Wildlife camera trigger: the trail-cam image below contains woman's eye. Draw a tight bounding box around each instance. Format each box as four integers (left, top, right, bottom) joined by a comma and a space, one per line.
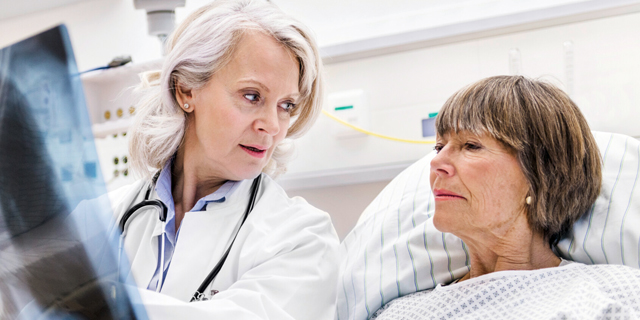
464, 142, 481, 150
279, 102, 295, 112
434, 144, 444, 153
244, 93, 259, 103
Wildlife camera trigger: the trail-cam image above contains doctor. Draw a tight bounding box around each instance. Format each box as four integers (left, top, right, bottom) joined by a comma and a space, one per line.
109, 0, 339, 318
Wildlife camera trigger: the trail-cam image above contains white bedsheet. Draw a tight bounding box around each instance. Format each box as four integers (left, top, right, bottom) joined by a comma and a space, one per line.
371, 263, 640, 320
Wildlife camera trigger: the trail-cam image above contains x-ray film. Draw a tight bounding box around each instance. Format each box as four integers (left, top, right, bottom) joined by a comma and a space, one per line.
0, 25, 146, 319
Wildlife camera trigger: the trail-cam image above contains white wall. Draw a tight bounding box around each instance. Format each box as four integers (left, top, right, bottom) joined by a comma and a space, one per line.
288, 11, 640, 178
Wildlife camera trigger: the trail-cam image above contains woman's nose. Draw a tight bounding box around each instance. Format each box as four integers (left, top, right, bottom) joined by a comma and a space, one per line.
430, 148, 455, 177
255, 105, 281, 136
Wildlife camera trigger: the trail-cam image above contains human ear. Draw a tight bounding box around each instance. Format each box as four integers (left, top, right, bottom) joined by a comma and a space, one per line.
174, 80, 194, 112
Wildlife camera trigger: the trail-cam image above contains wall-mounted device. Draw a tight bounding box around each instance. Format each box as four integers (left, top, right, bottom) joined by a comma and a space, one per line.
134, 0, 185, 45
326, 90, 368, 139
421, 112, 438, 138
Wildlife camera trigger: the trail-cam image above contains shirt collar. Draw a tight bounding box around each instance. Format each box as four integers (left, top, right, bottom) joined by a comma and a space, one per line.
154, 158, 240, 242
190, 180, 239, 211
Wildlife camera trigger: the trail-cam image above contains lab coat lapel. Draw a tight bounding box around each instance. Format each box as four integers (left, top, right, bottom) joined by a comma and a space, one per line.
160, 179, 251, 301
122, 186, 164, 288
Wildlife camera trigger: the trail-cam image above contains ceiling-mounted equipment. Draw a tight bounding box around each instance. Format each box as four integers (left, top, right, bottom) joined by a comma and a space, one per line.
134, 0, 185, 45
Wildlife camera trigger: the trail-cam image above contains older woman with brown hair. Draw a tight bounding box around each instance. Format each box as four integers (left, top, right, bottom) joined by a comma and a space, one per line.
370, 75, 640, 319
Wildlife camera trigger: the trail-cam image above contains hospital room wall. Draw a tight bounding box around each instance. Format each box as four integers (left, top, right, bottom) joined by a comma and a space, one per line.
287, 12, 640, 239
291, 12, 640, 176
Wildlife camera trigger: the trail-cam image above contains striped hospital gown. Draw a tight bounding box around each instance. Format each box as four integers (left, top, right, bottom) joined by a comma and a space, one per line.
370, 263, 640, 320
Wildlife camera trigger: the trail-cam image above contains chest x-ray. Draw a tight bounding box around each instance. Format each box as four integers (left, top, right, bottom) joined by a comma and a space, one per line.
0, 26, 146, 319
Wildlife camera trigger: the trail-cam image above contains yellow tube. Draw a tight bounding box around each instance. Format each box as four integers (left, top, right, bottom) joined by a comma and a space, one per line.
321, 109, 436, 144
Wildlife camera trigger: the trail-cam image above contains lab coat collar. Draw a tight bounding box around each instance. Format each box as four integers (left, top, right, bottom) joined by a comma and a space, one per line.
157, 177, 258, 299
149, 177, 255, 238
203, 178, 253, 213
155, 159, 240, 244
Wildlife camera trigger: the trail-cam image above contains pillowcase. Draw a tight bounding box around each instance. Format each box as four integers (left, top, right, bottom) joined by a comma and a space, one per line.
336, 131, 640, 320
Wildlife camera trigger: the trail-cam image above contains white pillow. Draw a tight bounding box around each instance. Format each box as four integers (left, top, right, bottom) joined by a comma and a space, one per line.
336, 131, 640, 320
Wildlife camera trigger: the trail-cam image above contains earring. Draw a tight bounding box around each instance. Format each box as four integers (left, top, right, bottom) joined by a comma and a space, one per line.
525, 196, 532, 205
184, 103, 190, 109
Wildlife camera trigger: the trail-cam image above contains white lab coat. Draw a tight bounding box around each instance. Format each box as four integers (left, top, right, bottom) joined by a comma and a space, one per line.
108, 174, 340, 319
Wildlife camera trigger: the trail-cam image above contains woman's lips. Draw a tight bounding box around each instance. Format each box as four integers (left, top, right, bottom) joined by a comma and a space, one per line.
433, 188, 466, 201
240, 144, 267, 158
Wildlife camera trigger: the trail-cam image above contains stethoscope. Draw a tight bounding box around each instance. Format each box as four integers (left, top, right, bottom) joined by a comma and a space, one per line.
117, 172, 263, 302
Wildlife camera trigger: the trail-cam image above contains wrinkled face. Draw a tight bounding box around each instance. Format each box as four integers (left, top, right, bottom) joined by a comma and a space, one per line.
429, 131, 529, 239
186, 31, 300, 180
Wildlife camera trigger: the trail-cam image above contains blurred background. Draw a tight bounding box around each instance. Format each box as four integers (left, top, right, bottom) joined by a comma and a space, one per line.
1, 0, 639, 239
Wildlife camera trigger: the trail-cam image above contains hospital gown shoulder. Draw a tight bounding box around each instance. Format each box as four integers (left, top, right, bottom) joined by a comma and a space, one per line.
371, 263, 640, 320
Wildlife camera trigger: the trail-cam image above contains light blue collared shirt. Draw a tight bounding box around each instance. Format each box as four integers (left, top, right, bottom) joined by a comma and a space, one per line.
147, 159, 239, 291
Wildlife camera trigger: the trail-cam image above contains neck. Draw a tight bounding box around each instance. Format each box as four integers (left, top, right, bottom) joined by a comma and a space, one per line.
171, 145, 227, 230
459, 217, 561, 280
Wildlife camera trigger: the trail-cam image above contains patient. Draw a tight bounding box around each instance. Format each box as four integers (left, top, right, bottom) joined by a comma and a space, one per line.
371, 75, 640, 319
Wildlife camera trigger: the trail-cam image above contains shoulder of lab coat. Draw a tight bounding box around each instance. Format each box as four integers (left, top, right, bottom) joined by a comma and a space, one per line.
68, 179, 147, 242
215, 175, 341, 319
108, 179, 148, 219
126, 175, 341, 320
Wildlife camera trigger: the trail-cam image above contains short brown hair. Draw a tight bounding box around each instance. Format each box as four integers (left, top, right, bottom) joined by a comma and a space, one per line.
436, 75, 602, 247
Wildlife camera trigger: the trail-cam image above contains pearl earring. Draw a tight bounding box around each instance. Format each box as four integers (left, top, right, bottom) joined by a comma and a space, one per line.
184, 103, 190, 109
525, 196, 532, 205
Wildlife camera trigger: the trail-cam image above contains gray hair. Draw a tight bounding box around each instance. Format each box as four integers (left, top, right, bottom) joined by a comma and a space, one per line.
129, 0, 323, 178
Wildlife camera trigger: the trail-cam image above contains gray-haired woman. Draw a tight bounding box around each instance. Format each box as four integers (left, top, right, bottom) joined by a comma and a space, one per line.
110, 0, 339, 318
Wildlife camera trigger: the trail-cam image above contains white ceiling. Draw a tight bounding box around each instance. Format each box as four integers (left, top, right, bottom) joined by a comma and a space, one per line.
0, 0, 94, 21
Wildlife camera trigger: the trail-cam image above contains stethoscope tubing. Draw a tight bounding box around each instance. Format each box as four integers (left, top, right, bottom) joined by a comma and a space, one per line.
118, 172, 262, 301
190, 173, 262, 302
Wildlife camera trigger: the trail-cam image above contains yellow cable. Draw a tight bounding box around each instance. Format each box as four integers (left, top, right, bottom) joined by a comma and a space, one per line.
321, 109, 436, 144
